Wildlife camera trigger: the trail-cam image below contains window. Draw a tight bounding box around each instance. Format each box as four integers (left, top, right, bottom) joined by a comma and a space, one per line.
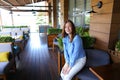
69, 0, 91, 27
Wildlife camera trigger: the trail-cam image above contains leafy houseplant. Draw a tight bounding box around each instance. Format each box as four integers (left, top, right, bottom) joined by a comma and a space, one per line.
0, 36, 14, 43
115, 40, 120, 52
82, 36, 95, 49
47, 28, 62, 47
47, 28, 62, 35
57, 27, 95, 51
109, 40, 120, 63
57, 37, 63, 51
76, 27, 89, 37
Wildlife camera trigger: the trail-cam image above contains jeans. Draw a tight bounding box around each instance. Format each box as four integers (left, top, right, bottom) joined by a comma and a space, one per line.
60, 57, 86, 80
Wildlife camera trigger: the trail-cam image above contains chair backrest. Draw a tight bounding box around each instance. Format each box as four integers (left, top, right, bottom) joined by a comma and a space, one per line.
0, 32, 11, 36
0, 43, 12, 53
85, 49, 110, 67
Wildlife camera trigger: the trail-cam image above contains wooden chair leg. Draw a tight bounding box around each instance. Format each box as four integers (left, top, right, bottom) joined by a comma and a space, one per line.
52, 43, 55, 52
73, 75, 80, 80
3, 75, 6, 80
74, 77, 79, 80
0, 75, 6, 80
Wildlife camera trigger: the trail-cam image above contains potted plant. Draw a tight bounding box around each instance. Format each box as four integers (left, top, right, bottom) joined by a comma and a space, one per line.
81, 36, 95, 49
109, 40, 120, 63
57, 37, 63, 51
0, 36, 14, 43
47, 28, 62, 35
47, 28, 62, 47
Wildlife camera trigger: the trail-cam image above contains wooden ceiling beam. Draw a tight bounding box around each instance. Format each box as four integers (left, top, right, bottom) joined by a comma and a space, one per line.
0, 5, 52, 7
23, 0, 31, 4
37, 0, 46, 2
0, 0, 14, 10
7, 0, 20, 6
0, 0, 48, 10
34, 0, 37, 3
0, 0, 12, 6
0, 6, 11, 10
12, 9, 50, 12
0, 1, 8, 6
15, 0, 26, 6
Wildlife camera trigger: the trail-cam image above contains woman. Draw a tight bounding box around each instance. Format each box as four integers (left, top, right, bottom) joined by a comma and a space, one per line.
60, 20, 86, 80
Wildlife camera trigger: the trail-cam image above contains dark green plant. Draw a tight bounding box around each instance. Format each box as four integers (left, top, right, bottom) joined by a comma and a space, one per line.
0, 36, 14, 43
115, 40, 120, 52
47, 28, 62, 35
76, 27, 89, 37
82, 36, 95, 49
57, 27, 95, 50
57, 37, 63, 51
57, 36, 95, 50
3, 26, 28, 28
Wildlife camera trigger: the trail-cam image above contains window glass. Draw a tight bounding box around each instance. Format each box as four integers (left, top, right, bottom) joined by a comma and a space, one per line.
68, 0, 74, 21
69, 0, 91, 27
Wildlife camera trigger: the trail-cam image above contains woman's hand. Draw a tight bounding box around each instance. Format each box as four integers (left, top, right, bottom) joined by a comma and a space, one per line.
62, 63, 71, 75
65, 66, 71, 74
62, 63, 69, 74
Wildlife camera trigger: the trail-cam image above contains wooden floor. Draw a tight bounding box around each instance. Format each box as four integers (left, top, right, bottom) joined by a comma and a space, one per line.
9, 33, 58, 80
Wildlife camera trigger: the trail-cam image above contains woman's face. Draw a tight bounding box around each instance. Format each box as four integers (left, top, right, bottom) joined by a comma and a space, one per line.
65, 22, 72, 34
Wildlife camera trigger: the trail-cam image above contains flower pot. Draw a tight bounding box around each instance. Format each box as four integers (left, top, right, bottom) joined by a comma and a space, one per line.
108, 49, 120, 63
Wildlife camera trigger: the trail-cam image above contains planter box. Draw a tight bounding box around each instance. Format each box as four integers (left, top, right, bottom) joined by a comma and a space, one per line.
108, 49, 120, 63
47, 34, 58, 47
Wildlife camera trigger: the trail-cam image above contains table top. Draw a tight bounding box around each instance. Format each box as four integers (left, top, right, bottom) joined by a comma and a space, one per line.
89, 63, 120, 80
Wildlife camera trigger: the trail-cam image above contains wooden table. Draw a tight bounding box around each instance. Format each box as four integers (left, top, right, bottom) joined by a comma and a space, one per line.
89, 63, 120, 80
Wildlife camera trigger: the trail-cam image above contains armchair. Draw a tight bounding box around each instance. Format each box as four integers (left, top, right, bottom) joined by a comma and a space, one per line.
0, 43, 14, 80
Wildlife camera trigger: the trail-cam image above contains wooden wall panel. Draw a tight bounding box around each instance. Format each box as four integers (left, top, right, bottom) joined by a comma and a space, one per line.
90, 23, 111, 34
94, 40, 109, 51
90, 14, 112, 23
90, 31, 109, 44
90, 0, 115, 51
94, 2, 113, 14
91, 0, 113, 6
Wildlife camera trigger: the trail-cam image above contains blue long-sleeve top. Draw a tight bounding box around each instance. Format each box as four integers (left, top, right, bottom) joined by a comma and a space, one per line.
63, 34, 86, 67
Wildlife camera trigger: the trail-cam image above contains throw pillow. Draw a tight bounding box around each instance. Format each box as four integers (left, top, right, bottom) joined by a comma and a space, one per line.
0, 52, 10, 62
19, 36, 23, 40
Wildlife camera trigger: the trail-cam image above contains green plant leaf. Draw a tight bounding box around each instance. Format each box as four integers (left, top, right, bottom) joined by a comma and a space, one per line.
115, 40, 120, 52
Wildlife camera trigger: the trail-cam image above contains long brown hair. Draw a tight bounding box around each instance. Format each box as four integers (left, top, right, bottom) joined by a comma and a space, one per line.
62, 20, 76, 42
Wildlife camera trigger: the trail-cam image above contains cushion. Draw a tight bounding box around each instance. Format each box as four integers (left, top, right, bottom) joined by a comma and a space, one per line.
19, 36, 23, 39
0, 61, 9, 74
85, 49, 110, 67
77, 67, 99, 80
0, 52, 10, 62
0, 43, 12, 52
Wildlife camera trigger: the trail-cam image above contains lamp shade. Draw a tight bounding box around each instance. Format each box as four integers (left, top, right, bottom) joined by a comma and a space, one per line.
87, 6, 96, 13
88, 1, 103, 14
88, 10, 96, 13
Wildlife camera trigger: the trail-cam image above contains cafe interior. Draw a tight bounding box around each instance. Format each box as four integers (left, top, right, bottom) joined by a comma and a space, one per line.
0, 0, 120, 80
